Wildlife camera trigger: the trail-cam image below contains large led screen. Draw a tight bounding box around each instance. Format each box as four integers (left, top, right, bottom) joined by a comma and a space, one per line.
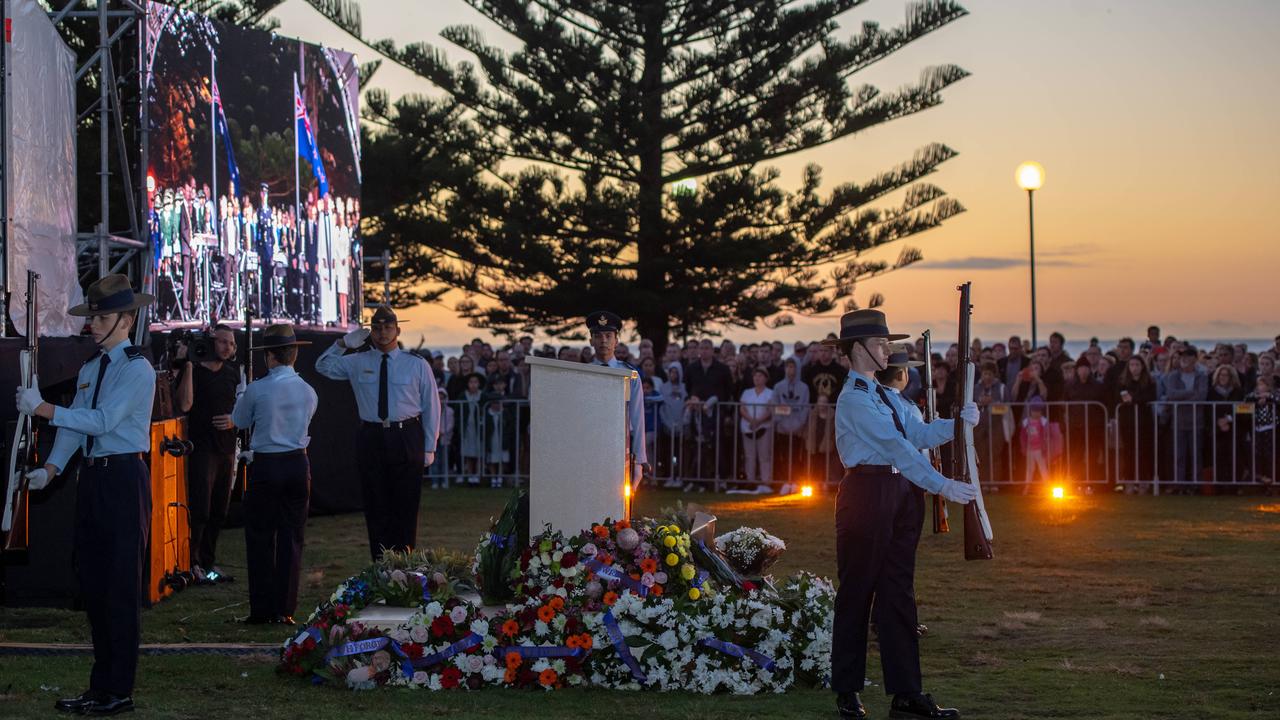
144, 1, 361, 330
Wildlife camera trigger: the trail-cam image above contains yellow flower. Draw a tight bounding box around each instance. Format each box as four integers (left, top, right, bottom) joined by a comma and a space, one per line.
665, 553, 679, 567
663, 535, 677, 548
688, 587, 701, 600
680, 564, 696, 581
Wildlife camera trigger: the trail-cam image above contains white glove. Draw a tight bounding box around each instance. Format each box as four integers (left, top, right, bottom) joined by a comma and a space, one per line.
238, 450, 255, 464
16, 384, 44, 416
25, 468, 51, 491
960, 401, 980, 427
939, 479, 978, 504
235, 376, 247, 400
342, 327, 371, 349
424, 451, 436, 467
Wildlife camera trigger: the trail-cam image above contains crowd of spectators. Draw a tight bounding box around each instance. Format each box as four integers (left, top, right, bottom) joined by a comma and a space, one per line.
414, 327, 1279, 495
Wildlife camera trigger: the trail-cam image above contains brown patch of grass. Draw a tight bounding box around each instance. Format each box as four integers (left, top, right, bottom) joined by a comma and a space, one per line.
1117, 596, 1149, 608
1083, 617, 1109, 630
969, 652, 1003, 667
1139, 615, 1171, 629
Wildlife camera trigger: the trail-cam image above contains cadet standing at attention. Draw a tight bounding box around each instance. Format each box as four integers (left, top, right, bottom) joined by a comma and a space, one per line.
231, 323, 318, 626
315, 306, 440, 561
826, 310, 980, 720
16, 274, 155, 717
585, 310, 648, 486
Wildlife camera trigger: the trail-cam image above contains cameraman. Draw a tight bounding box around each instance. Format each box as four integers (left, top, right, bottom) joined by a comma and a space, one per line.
174, 324, 240, 585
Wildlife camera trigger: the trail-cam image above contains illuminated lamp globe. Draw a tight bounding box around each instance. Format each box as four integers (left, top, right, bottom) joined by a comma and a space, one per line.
1016, 161, 1045, 191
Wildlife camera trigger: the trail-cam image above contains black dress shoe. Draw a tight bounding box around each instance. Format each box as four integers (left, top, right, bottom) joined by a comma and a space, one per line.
80, 694, 134, 716
837, 692, 868, 719
54, 690, 101, 713
889, 692, 959, 719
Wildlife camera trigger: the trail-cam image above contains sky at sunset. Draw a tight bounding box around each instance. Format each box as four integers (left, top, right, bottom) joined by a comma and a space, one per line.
269, 0, 1280, 351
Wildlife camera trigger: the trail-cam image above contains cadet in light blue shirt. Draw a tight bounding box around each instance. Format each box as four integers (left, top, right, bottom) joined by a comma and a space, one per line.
14, 274, 156, 713
230, 323, 317, 625
314, 305, 439, 561
586, 310, 648, 484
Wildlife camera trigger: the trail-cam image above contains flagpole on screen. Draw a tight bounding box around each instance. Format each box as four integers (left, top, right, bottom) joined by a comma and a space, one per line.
211, 49, 218, 237
293, 72, 301, 265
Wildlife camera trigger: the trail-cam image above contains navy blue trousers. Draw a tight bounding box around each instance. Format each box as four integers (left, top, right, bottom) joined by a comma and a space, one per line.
244, 451, 310, 619
831, 469, 925, 696
357, 421, 424, 561
75, 455, 150, 697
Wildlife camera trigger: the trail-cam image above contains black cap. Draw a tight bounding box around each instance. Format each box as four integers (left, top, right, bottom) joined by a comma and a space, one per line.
586, 310, 622, 335
371, 306, 398, 325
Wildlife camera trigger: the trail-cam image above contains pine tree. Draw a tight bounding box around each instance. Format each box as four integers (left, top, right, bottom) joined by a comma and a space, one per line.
316, 0, 970, 352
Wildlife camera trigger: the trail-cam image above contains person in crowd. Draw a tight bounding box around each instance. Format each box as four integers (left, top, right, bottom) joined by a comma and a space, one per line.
231, 324, 317, 627
16, 275, 156, 716
656, 362, 688, 487
1064, 356, 1108, 488
806, 393, 839, 485
1163, 347, 1208, 489
1245, 375, 1277, 488
803, 342, 849, 409
733, 367, 775, 495
826, 309, 978, 720
482, 374, 514, 487
447, 355, 478, 399
639, 356, 662, 391
315, 306, 441, 561
1146, 325, 1162, 347
732, 353, 754, 398
586, 311, 647, 487
614, 342, 632, 364
457, 372, 485, 486
1208, 365, 1245, 487
685, 338, 734, 486
772, 357, 811, 494
1011, 362, 1049, 408
973, 361, 1009, 485
1108, 337, 1137, 387
1019, 396, 1053, 493
641, 376, 662, 483
429, 388, 455, 490
766, 342, 786, 385
1257, 353, 1278, 389
1115, 355, 1158, 487
173, 324, 240, 585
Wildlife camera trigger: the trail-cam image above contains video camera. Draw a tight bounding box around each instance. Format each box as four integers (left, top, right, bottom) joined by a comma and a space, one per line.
168, 329, 215, 363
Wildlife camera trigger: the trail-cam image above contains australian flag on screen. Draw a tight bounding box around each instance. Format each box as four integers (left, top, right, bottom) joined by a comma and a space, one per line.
294, 83, 330, 198
211, 76, 241, 199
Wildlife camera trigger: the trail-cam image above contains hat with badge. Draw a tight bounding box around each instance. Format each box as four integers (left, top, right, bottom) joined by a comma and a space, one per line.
821, 309, 910, 347
68, 273, 155, 317
586, 310, 622, 335
886, 343, 924, 368
371, 305, 399, 325
255, 323, 311, 350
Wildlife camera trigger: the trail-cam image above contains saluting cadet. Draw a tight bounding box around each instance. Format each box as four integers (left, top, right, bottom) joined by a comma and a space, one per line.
231, 324, 318, 625
15, 274, 155, 717
827, 310, 980, 720
585, 311, 648, 485
315, 305, 440, 561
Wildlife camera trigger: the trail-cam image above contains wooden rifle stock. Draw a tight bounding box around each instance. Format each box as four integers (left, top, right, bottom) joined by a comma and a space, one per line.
4, 271, 41, 554
953, 282, 993, 560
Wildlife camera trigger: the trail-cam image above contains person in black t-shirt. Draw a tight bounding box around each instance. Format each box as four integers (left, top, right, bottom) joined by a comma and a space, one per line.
802, 343, 849, 406
175, 324, 241, 584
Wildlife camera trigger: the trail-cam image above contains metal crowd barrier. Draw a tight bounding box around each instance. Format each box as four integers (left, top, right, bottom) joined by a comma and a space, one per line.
420, 396, 1277, 495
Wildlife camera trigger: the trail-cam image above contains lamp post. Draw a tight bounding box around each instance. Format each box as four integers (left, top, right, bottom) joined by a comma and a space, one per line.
1015, 161, 1045, 349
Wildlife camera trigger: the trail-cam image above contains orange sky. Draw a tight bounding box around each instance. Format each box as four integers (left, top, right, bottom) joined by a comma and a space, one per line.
271, 0, 1280, 350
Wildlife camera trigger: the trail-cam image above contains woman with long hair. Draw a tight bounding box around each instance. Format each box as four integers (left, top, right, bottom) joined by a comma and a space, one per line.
1208, 365, 1245, 486
1115, 356, 1157, 485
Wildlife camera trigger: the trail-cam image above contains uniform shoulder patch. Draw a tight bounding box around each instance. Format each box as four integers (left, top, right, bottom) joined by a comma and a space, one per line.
852, 377, 868, 392
123, 346, 146, 361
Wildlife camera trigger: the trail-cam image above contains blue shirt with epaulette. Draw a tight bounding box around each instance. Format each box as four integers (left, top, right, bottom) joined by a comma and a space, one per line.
591, 356, 647, 466
314, 343, 441, 452
47, 340, 156, 473
834, 373, 953, 493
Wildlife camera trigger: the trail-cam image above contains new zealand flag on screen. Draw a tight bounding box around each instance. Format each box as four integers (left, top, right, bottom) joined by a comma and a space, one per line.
211, 76, 241, 199
294, 82, 330, 198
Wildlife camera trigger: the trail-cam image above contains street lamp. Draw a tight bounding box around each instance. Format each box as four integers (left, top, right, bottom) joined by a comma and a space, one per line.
1015, 161, 1045, 350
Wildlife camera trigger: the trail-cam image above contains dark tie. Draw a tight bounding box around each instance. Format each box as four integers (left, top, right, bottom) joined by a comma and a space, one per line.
378, 353, 389, 421
874, 384, 910, 440
85, 353, 111, 456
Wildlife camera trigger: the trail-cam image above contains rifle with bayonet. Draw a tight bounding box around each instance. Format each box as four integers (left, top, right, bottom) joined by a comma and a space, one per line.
922, 330, 950, 534
4, 271, 41, 553
953, 282, 994, 560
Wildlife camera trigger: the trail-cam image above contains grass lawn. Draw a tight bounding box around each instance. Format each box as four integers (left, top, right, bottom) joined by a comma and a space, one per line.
2, 488, 1279, 719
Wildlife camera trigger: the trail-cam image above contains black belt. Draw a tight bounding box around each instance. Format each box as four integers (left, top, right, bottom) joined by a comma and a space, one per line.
84, 452, 143, 468
362, 415, 421, 430
255, 449, 306, 458
846, 464, 900, 476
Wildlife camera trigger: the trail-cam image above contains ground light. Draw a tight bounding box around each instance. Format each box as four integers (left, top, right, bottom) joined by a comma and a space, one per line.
800, 485, 814, 498
1052, 486, 1065, 499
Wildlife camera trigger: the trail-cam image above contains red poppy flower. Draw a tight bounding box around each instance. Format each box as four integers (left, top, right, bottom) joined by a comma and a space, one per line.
538, 668, 558, 687
537, 605, 556, 623
441, 666, 462, 689
502, 619, 520, 637
561, 551, 578, 568
640, 557, 659, 574
430, 615, 455, 638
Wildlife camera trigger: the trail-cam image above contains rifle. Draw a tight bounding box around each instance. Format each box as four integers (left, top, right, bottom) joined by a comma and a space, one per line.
922, 330, 950, 534
953, 282, 994, 560
231, 262, 255, 490
3, 271, 41, 553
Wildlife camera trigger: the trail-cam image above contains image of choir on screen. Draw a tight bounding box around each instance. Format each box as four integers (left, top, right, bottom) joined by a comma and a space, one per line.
149, 179, 361, 329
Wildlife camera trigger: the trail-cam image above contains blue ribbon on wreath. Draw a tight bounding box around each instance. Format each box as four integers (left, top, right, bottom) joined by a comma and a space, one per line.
585, 557, 648, 597
698, 637, 777, 672
602, 608, 648, 684
325, 636, 416, 678
494, 645, 586, 660
414, 631, 483, 669
407, 572, 432, 604
489, 532, 515, 549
